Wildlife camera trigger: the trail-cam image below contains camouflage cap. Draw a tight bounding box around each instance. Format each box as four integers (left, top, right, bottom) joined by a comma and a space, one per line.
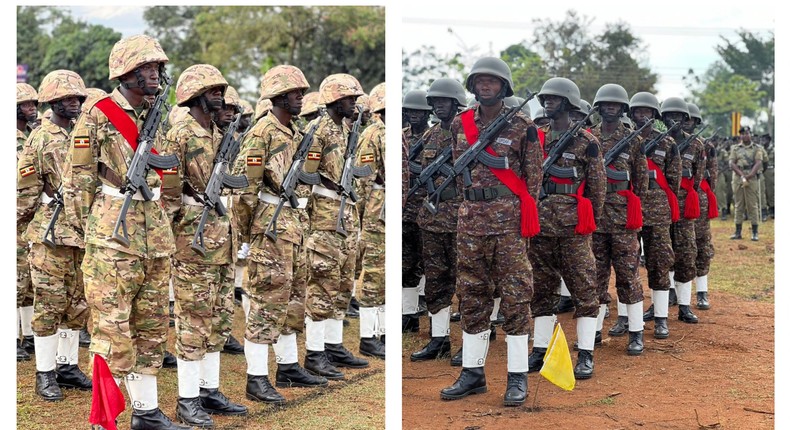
224, 85, 241, 108
300, 91, 321, 117
318, 73, 364, 105
17, 83, 38, 104
239, 99, 254, 117
108, 34, 169, 80
38, 69, 88, 104
369, 83, 385, 113
176, 64, 228, 106
255, 98, 273, 120
260, 65, 310, 100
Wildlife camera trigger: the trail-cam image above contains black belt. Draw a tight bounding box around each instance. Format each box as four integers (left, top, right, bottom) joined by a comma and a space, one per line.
606, 181, 630, 192
543, 181, 579, 195
681, 168, 693, 178
648, 179, 662, 190
438, 187, 458, 202
463, 185, 512, 201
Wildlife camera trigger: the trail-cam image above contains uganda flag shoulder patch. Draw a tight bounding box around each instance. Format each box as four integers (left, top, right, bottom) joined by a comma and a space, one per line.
73, 136, 90, 148
307, 151, 321, 161
247, 156, 263, 166
19, 165, 36, 178
163, 167, 178, 175
360, 154, 374, 163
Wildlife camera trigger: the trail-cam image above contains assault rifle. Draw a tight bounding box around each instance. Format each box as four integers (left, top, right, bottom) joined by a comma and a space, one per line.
602, 118, 654, 181
336, 105, 373, 237
540, 106, 599, 199
677, 123, 709, 154
643, 120, 681, 156
406, 145, 454, 199
407, 136, 425, 175
264, 117, 322, 242
424, 90, 536, 214
191, 113, 249, 256
41, 184, 64, 249
111, 72, 179, 248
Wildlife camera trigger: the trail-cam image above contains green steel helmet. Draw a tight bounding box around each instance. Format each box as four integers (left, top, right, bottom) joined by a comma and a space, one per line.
660, 96, 690, 119
687, 102, 702, 123
426, 78, 467, 107
629, 92, 660, 117
402, 89, 431, 111
575, 99, 592, 115
504, 96, 531, 117
532, 106, 547, 122
593, 83, 629, 110
537, 77, 581, 111
464, 57, 514, 97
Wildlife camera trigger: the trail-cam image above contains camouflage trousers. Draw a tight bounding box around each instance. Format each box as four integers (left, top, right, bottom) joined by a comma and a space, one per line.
456, 232, 532, 336
671, 219, 698, 284
639, 225, 674, 291
592, 232, 644, 305
245, 234, 307, 344
359, 230, 385, 307
529, 235, 599, 319
695, 194, 714, 277
17, 236, 33, 307
764, 168, 774, 209
421, 230, 457, 315
715, 170, 733, 211
82, 245, 169, 377
402, 221, 423, 289
28, 243, 88, 336
304, 230, 357, 321
172, 260, 234, 361
732, 177, 761, 225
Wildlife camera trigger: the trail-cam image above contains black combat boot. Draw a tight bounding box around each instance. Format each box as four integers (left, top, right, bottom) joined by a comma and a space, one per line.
678, 305, 699, 323
162, 350, 178, 369
730, 223, 742, 240
17, 339, 30, 361
21, 335, 35, 354
696, 292, 710, 310
489, 325, 497, 341
643, 304, 655, 322
450, 312, 461, 322
410, 336, 451, 361
653, 317, 669, 339
35, 370, 63, 401
245, 374, 285, 405
556, 296, 575, 314
450, 347, 463, 367
175, 396, 214, 428
56, 364, 92, 390
527, 347, 546, 373
131, 408, 192, 430
199, 387, 248, 415
439, 367, 487, 400
751, 224, 759, 241
276, 362, 329, 388
668, 288, 678, 306
303, 350, 344, 380
608, 316, 628, 336
222, 335, 244, 355
347, 297, 360, 319
720, 207, 728, 221
627, 331, 644, 356
79, 328, 91, 347
402, 314, 420, 333
503, 372, 527, 406
359, 337, 386, 359
573, 350, 594, 380
325, 343, 369, 368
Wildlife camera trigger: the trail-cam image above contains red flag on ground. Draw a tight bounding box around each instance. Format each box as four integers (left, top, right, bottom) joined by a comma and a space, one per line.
89, 354, 125, 430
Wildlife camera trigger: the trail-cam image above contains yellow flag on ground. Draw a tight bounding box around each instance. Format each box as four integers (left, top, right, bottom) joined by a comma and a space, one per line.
539, 323, 575, 391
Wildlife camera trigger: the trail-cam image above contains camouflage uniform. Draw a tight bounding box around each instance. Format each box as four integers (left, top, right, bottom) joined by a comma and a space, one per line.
695, 140, 717, 277
715, 143, 731, 214
403, 125, 425, 289
17, 84, 37, 338
729, 142, 763, 226
764, 143, 774, 214
671, 132, 705, 283
757, 144, 769, 215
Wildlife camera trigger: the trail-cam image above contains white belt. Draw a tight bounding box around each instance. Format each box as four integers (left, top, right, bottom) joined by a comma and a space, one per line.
181, 194, 229, 207
40, 192, 53, 204
258, 191, 308, 209
101, 183, 160, 201
312, 184, 355, 205
371, 183, 385, 190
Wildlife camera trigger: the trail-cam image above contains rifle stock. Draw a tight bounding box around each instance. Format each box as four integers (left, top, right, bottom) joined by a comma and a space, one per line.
539, 106, 599, 199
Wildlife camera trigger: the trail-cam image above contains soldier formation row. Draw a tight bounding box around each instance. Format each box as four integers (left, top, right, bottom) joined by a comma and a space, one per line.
17, 34, 385, 429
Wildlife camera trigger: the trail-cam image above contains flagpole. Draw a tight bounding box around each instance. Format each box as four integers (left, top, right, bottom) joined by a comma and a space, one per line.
532, 371, 541, 410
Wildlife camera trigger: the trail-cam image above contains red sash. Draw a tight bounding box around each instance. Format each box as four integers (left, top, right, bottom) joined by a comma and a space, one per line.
460, 110, 539, 237
95, 97, 165, 181
699, 178, 719, 219
646, 159, 680, 222
606, 166, 643, 230
679, 177, 701, 219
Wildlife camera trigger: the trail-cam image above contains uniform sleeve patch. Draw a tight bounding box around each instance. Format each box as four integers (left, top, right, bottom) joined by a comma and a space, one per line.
307, 151, 321, 161
247, 156, 263, 166
163, 167, 178, 175
73, 136, 90, 148
360, 154, 375, 163
19, 165, 36, 177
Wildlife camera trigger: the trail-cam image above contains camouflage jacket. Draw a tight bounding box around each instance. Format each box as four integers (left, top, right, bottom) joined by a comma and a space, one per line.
416, 123, 460, 233
355, 118, 385, 234
17, 127, 32, 240
538, 123, 606, 237
402, 134, 409, 208
704, 140, 718, 185
729, 143, 763, 175
717, 146, 730, 175
672, 130, 705, 213
450, 104, 542, 236
231, 113, 309, 245
590, 122, 648, 233
403, 125, 427, 223
60, 88, 175, 259
303, 114, 358, 233
162, 113, 235, 265
641, 128, 680, 226
757, 144, 769, 174
17, 118, 84, 247
17, 128, 29, 159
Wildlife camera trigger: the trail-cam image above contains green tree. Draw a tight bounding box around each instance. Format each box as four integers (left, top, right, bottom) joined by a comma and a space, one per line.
402, 46, 466, 94
688, 62, 765, 136
500, 43, 549, 97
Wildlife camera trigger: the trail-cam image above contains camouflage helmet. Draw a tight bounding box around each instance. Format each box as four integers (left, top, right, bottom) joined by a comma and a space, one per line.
176, 64, 228, 106
629, 92, 660, 117
108, 34, 169, 80
687, 102, 702, 123
402, 90, 431, 111
465, 57, 514, 97
318, 73, 364, 105
532, 106, 547, 122
369, 83, 385, 113
504, 96, 531, 118
426, 78, 467, 107
224, 85, 241, 108
356, 94, 371, 113
239, 99, 254, 117
38, 69, 88, 104
255, 98, 273, 120
575, 98, 592, 115
593, 83, 629, 111
659, 96, 690, 119
259, 65, 310, 100
538, 77, 582, 111
300, 92, 321, 117
17, 83, 38, 104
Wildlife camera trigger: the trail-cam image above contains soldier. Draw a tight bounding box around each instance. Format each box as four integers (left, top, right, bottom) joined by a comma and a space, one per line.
715, 136, 732, 220
661, 97, 704, 324
762, 134, 774, 218
528, 77, 605, 380
299, 91, 323, 125
238, 99, 255, 136
757, 138, 769, 221
630, 92, 680, 339
402, 89, 432, 332
301, 73, 369, 379
532, 106, 550, 127
729, 126, 763, 241
588, 84, 648, 355
439, 57, 542, 407
355, 82, 387, 359
410, 78, 466, 363
59, 34, 188, 429
17, 70, 93, 400
255, 98, 273, 122
17, 82, 38, 362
